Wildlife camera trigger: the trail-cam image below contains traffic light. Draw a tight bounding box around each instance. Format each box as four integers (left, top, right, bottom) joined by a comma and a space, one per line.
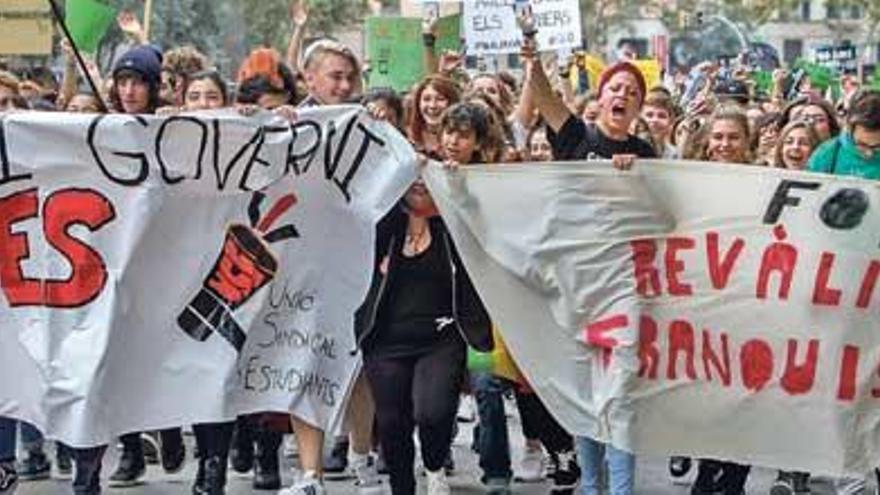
696, 11, 704, 25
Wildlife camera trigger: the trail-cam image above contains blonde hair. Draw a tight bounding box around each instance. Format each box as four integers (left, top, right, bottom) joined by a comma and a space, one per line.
302, 39, 361, 75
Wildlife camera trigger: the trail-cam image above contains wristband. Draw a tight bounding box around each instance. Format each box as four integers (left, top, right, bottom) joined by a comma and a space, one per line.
423, 33, 436, 48
522, 28, 538, 39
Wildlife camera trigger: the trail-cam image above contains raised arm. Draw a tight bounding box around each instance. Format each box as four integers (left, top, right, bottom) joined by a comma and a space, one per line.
57, 39, 77, 109
521, 37, 572, 132
285, 0, 309, 73
422, 13, 439, 75
117, 11, 148, 45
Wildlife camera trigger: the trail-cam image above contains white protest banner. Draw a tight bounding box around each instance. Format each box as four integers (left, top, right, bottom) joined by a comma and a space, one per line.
0, 107, 417, 447
463, 0, 582, 55
424, 161, 880, 476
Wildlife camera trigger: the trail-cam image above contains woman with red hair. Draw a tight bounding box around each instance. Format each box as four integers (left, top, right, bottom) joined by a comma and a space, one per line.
406, 76, 461, 156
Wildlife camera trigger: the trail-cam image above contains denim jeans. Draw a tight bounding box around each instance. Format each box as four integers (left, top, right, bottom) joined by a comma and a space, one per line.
575, 436, 635, 495
472, 372, 512, 483
0, 417, 44, 462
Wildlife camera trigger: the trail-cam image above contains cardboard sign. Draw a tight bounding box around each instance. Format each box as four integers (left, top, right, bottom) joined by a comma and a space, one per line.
463, 0, 582, 55
365, 15, 460, 92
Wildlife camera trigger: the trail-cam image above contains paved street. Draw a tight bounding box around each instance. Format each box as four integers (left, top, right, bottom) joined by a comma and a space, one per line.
15, 403, 856, 494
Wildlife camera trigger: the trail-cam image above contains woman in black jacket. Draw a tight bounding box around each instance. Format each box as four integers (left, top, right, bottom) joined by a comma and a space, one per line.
356, 102, 494, 495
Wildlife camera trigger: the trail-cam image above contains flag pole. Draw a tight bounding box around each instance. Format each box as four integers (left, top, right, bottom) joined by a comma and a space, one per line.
46, 0, 110, 113
143, 0, 153, 40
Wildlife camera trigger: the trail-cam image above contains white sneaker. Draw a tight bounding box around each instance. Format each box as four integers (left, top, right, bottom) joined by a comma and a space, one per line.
351, 454, 384, 495
515, 444, 545, 482
456, 395, 476, 423
426, 468, 450, 495
277, 477, 325, 495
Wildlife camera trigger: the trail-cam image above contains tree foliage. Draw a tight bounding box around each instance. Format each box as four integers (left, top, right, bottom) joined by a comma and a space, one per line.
92, 0, 370, 74
578, 0, 643, 51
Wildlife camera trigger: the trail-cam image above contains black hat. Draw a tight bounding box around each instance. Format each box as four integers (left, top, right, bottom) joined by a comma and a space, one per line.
113, 45, 163, 87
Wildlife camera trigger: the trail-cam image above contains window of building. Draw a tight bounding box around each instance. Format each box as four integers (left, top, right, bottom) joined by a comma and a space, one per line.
827, 4, 840, 19
850, 5, 862, 19
800, 0, 811, 21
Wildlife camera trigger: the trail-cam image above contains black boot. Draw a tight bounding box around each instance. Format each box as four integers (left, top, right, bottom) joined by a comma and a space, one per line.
229, 418, 254, 474
109, 435, 145, 487
193, 455, 227, 495
252, 427, 281, 490
159, 428, 186, 474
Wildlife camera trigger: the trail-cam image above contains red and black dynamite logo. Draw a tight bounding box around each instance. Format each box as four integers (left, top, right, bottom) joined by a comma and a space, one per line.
178, 191, 299, 352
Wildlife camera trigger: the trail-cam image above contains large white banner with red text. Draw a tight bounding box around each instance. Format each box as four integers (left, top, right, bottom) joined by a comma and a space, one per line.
0, 107, 417, 446
425, 161, 880, 476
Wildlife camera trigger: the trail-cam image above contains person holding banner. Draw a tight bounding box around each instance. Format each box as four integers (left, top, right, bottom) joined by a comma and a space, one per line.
357, 101, 494, 495
520, 20, 656, 494
805, 86, 880, 495
108, 45, 164, 115
60, 44, 187, 494
98, 44, 189, 489
160, 46, 210, 107
679, 106, 755, 495
163, 68, 239, 495
274, 38, 371, 495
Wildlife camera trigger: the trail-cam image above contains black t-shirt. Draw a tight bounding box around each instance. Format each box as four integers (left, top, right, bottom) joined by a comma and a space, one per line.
547, 116, 656, 160
369, 228, 458, 358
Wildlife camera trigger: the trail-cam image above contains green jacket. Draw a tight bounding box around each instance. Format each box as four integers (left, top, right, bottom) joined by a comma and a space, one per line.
807, 133, 880, 180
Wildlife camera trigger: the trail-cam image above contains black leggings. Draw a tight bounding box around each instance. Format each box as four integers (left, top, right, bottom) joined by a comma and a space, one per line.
365, 342, 466, 495
514, 391, 574, 453
194, 421, 234, 459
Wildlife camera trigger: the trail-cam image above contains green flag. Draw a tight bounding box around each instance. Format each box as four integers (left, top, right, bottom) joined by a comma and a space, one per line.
365, 15, 461, 92
65, 0, 116, 54
750, 70, 773, 95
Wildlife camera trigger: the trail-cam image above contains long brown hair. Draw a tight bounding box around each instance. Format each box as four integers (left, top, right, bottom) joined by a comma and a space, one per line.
406, 75, 461, 150
773, 120, 819, 169
693, 106, 752, 163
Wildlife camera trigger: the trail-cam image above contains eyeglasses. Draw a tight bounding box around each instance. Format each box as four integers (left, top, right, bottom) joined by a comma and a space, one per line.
801, 114, 828, 124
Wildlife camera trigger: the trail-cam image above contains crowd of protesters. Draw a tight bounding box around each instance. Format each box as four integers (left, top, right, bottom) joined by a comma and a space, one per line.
1, 3, 880, 495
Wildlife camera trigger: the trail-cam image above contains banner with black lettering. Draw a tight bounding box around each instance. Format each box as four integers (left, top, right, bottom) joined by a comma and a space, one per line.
0, 107, 417, 446
424, 161, 880, 476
